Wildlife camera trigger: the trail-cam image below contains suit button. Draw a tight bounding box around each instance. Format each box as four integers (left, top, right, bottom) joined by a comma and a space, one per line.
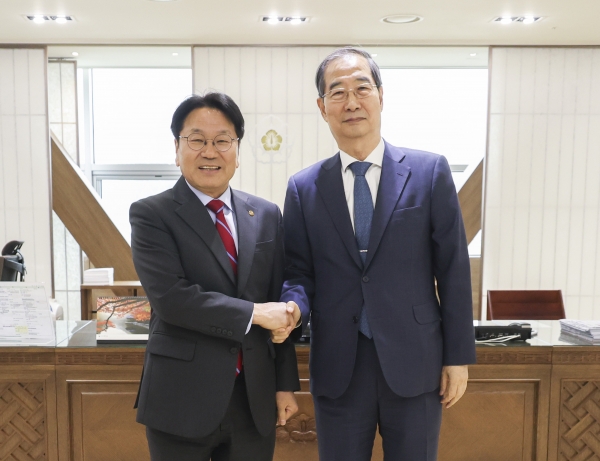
216, 328, 222, 334
230, 347, 238, 354
362, 276, 369, 282
227, 331, 233, 337
353, 316, 359, 323
210, 327, 216, 332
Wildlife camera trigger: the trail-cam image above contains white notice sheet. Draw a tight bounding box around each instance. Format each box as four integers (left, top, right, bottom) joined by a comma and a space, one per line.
0, 283, 55, 346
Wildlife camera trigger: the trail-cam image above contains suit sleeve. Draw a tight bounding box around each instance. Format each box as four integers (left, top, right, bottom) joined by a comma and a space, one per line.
130, 199, 253, 343
430, 155, 477, 365
270, 207, 301, 391
279, 176, 314, 335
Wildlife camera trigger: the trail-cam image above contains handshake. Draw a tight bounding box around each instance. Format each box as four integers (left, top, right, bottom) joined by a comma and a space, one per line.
253, 301, 301, 343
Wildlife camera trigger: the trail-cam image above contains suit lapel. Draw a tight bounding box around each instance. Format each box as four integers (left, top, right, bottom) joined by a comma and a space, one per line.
231, 191, 257, 297
315, 154, 362, 269
173, 177, 236, 285
365, 144, 411, 269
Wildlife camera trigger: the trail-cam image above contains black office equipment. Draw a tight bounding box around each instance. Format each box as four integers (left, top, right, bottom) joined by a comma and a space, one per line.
0, 240, 26, 282
474, 323, 532, 341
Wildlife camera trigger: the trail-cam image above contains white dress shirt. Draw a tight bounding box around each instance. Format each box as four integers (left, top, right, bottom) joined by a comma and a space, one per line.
186, 181, 253, 333
339, 138, 385, 231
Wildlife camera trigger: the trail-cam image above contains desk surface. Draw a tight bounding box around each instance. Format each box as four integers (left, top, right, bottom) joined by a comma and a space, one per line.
52, 319, 600, 349
475, 319, 595, 346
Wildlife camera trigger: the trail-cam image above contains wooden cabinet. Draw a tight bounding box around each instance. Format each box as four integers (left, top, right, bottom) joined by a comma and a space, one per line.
2, 345, 600, 461
0, 350, 58, 461
54, 349, 146, 461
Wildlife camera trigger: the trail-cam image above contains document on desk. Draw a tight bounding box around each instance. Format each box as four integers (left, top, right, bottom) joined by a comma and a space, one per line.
0, 283, 55, 346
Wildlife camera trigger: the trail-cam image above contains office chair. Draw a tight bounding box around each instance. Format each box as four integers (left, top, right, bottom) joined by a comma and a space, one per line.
487, 290, 565, 320
0, 240, 26, 282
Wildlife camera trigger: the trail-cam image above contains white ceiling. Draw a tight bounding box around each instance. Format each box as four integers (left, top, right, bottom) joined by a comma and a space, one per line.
2, 0, 600, 46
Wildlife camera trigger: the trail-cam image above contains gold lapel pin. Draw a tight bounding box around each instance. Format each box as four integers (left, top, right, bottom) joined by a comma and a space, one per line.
248, 210, 255, 216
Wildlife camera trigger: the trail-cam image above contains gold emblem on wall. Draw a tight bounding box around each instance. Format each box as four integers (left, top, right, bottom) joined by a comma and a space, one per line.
261, 129, 283, 151
249, 115, 294, 163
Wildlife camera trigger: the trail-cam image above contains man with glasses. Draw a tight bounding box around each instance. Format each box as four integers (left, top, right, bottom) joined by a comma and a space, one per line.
130, 93, 301, 461
281, 48, 476, 460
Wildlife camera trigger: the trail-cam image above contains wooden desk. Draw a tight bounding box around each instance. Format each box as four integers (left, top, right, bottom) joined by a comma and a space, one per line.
1, 323, 599, 461
80, 281, 145, 320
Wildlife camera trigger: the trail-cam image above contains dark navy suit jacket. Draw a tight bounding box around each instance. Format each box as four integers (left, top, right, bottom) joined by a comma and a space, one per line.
281, 141, 476, 399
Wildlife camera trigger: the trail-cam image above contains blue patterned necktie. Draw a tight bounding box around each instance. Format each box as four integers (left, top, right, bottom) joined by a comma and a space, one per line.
349, 161, 373, 338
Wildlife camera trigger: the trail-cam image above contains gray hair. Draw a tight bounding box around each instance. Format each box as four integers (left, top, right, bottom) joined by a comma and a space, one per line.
315, 47, 382, 97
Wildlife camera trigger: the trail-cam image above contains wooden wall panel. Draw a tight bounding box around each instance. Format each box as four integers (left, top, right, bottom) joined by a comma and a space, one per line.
71, 382, 147, 461
192, 46, 338, 209
0, 48, 52, 288
0, 367, 58, 461
55, 366, 145, 461
483, 47, 600, 319
548, 362, 600, 461
440, 381, 535, 461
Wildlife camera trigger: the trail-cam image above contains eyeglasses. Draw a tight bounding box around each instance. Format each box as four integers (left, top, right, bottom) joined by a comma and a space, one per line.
321, 83, 379, 102
179, 134, 239, 152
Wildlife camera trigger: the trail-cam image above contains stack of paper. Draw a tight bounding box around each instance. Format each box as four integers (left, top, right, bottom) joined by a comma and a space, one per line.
559, 320, 600, 345
83, 268, 114, 285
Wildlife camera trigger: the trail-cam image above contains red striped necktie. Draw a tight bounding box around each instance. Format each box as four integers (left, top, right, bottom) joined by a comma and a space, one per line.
206, 199, 242, 376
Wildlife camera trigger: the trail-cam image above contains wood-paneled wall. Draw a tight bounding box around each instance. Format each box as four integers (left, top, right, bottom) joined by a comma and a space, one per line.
0, 47, 53, 289
193, 46, 339, 209
483, 47, 600, 319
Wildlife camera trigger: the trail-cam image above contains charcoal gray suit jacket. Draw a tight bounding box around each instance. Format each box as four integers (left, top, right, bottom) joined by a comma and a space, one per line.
131, 176, 299, 439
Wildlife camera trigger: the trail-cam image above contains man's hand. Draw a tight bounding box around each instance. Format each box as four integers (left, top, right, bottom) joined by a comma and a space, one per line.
276, 391, 299, 426
270, 302, 301, 343
439, 365, 468, 409
252, 302, 293, 331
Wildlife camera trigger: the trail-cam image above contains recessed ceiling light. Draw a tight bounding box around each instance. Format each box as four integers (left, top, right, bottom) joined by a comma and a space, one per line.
261, 16, 308, 24
381, 15, 423, 24
26, 15, 74, 23
172, 52, 179, 56
71, 52, 79, 57
30, 15, 48, 24
470, 53, 477, 57
50, 15, 73, 22
371, 54, 378, 57
494, 16, 542, 24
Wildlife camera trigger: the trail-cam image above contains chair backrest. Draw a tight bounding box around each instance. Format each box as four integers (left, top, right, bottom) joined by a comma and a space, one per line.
487, 290, 566, 320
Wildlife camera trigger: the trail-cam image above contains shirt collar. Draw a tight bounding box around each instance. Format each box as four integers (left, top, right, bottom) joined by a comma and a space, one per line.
185, 180, 234, 212
340, 138, 385, 172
